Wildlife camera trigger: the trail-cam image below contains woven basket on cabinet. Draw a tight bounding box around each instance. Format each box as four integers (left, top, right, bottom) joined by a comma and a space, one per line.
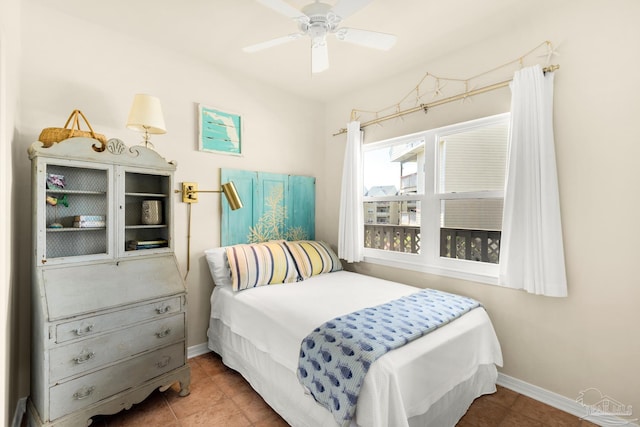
39, 109, 107, 152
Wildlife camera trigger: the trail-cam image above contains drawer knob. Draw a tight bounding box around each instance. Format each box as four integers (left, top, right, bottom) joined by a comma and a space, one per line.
155, 328, 171, 338
156, 305, 171, 314
156, 356, 171, 368
74, 325, 94, 336
73, 351, 95, 364
73, 386, 95, 400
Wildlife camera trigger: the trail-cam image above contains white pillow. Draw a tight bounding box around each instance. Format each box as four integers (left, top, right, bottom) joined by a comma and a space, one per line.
204, 247, 232, 287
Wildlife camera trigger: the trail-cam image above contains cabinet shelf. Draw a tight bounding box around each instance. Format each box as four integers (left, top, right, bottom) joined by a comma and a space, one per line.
46, 227, 106, 232
125, 224, 167, 229
46, 189, 106, 196
125, 192, 168, 198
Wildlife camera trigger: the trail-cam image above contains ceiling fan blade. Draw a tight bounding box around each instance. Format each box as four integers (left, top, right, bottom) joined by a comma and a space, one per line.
334, 28, 397, 50
331, 0, 372, 20
256, 0, 306, 20
243, 33, 304, 53
311, 41, 329, 73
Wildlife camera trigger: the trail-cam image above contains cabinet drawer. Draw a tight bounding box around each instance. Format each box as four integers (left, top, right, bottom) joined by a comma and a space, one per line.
56, 296, 181, 343
50, 313, 184, 383
49, 341, 185, 421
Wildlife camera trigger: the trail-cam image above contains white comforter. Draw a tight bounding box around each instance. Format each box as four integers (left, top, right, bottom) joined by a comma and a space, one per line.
210, 271, 502, 426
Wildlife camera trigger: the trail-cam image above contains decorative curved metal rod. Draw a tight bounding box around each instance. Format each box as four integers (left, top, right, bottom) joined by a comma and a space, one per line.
333, 40, 560, 136
334, 64, 559, 136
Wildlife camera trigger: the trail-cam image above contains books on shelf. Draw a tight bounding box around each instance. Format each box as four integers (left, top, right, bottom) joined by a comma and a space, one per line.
74, 215, 105, 221
127, 239, 168, 250
73, 215, 106, 228
73, 221, 106, 228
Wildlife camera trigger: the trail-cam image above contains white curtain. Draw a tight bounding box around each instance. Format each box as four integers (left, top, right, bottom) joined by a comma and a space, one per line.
499, 65, 567, 297
338, 121, 364, 263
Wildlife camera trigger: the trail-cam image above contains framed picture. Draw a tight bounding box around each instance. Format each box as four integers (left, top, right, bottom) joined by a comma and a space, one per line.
198, 104, 242, 155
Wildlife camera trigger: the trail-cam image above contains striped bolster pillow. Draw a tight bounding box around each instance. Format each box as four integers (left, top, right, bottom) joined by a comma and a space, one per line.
226, 241, 301, 292
283, 240, 342, 279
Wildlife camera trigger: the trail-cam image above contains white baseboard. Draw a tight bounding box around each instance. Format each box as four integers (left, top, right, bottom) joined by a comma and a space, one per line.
498, 373, 639, 427
187, 342, 210, 359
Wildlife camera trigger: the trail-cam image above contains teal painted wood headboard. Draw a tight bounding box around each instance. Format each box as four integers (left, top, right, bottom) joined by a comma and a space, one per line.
221, 169, 315, 246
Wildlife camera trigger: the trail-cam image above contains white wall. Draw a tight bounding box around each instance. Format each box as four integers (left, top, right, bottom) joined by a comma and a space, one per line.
322, 0, 640, 417
14, 0, 325, 406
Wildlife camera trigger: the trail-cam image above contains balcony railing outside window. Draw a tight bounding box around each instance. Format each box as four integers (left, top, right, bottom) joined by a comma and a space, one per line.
364, 224, 501, 264
440, 228, 501, 263
364, 224, 420, 254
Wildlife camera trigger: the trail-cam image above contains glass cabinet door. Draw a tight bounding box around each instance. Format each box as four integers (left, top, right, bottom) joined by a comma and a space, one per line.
39, 161, 112, 264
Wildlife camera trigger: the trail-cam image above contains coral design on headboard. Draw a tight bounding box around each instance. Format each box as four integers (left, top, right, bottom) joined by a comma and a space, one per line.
221, 168, 315, 246
247, 186, 308, 243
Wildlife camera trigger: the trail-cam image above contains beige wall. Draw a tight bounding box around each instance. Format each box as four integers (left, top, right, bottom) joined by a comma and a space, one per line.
12, 0, 324, 415
10, 0, 640, 422
2, 0, 20, 424
321, 0, 640, 416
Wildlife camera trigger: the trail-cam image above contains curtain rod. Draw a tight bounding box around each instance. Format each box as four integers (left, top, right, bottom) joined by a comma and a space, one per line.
333, 64, 560, 136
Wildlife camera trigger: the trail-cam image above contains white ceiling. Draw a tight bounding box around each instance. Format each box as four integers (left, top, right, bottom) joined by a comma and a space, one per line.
38, 0, 553, 102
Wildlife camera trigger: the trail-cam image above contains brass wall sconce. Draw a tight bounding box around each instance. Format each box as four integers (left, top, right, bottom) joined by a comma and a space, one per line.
177, 181, 243, 210
176, 180, 243, 278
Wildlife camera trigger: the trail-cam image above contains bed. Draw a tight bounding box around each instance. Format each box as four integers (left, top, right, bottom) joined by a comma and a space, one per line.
205, 241, 503, 427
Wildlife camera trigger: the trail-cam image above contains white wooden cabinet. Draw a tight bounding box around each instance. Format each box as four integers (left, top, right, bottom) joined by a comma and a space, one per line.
27, 137, 190, 427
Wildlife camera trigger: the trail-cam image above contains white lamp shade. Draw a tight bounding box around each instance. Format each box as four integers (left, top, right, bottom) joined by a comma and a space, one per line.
126, 94, 167, 134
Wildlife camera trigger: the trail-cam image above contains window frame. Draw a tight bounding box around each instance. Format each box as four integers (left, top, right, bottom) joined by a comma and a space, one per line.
362, 113, 510, 285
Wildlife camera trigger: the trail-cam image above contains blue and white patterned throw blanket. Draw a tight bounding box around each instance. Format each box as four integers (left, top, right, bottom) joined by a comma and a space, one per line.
297, 288, 481, 426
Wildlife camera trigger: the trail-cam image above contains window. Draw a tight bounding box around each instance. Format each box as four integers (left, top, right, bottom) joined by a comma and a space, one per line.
362, 113, 509, 283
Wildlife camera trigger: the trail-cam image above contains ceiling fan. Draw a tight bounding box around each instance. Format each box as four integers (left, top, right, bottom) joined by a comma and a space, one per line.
243, 0, 397, 73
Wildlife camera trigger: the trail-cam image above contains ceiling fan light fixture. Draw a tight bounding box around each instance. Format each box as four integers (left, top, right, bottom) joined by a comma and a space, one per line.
309, 23, 327, 41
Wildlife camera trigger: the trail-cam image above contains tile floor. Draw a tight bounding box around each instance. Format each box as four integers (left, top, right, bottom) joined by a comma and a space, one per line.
88, 352, 598, 427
